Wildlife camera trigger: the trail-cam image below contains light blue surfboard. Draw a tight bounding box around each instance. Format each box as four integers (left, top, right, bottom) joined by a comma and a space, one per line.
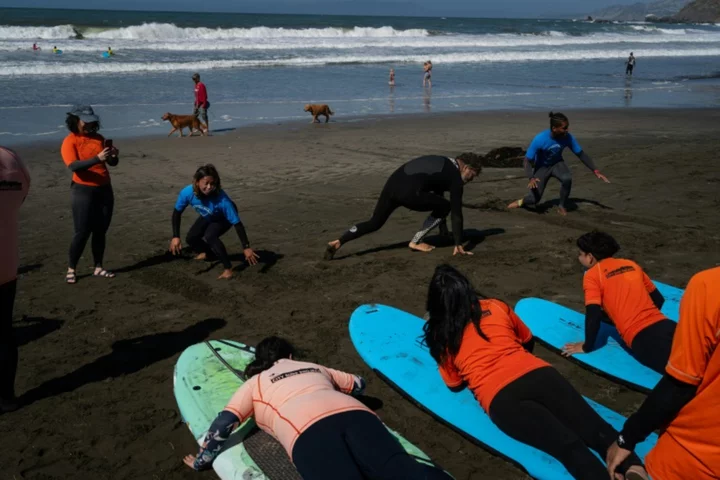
652, 280, 683, 321
349, 304, 657, 480
516, 298, 662, 392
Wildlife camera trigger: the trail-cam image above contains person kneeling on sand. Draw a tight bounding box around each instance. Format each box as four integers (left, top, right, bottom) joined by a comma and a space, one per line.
169, 164, 259, 279
424, 264, 649, 480
507, 112, 609, 216
183, 336, 452, 479
324, 153, 483, 260
561, 231, 676, 374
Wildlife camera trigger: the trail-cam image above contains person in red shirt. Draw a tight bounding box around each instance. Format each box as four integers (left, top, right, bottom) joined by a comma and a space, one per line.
183, 336, 451, 479
60, 105, 119, 284
562, 231, 675, 374
424, 264, 648, 480
192, 73, 210, 134
606, 267, 720, 480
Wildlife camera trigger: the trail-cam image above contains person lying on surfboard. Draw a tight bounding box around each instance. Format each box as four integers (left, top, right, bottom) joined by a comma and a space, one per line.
606, 267, 720, 480
169, 164, 259, 279
183, 336, 451, 479
324, 153, 483, 259
423, 264, 649, 480
561, 231, 676, 374
507, 112, 609, 216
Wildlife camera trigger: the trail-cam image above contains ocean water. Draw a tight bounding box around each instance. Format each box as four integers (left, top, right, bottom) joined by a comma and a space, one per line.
1, 7, 720, 145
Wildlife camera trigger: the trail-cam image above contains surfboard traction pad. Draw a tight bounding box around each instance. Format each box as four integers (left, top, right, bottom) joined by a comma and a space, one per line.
244, 428, 302, 479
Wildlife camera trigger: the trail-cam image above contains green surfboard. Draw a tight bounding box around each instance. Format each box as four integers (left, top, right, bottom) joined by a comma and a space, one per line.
174, 339, 445, 479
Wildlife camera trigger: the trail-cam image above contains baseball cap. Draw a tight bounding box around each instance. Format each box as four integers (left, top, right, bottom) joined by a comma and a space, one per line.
67, 105, 99, 123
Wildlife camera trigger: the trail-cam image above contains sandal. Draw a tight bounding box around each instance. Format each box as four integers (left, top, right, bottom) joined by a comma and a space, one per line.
66, 270, 77, 284
93, 268, 115, 278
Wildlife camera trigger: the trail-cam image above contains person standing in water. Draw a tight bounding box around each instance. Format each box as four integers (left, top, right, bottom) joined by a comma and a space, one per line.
169, 164, 259, 279
324, 153, 483, 259
606, 267, 720, 480
0, 146, 30, 413
423, 61, 432, 88
507, 112, 610, 216
562, 231, 676, 374
626, 52, 636, 77
389, 68, 395, 86
423, 265, 649, 480
192, 73, 210, 134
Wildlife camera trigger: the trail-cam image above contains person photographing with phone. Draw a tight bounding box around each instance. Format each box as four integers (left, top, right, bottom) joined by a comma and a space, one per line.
61, 105, 119, 284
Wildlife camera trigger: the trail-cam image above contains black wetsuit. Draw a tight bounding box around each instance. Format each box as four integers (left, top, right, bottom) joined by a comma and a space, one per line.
339, 156, 464, 246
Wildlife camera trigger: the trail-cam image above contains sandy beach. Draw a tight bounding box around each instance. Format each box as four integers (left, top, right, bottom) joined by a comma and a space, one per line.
2, 108, 720, 480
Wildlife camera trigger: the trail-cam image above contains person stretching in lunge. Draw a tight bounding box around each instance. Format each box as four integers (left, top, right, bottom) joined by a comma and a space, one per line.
507, 112, 609, 216
325, 153, 483, 259
169, 164, 259, 279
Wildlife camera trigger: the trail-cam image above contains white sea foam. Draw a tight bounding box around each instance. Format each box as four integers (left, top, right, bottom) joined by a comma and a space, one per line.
3, 48, 720, 76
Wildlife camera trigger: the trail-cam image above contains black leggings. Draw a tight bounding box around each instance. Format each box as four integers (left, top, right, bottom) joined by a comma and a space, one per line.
292, 410, 451, 480
339, 172, 451, 245
522, 161, 572, 209
631, 319, 676, 374
489, 367, 643, 480
0, 280, 18, 400
186, 216, 232, 269
68, 183, 114, 269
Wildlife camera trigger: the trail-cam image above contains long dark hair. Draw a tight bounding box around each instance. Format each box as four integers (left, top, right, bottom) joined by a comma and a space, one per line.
192, 164, 221, 197
577, 230, 620, 261
423, 264, 486, 365
65, 114, 100, 135
549, 111, 569, 129
244, 336, 296, 378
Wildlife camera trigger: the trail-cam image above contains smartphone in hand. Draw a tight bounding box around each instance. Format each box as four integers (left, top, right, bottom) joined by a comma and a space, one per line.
104, 139, 113, 149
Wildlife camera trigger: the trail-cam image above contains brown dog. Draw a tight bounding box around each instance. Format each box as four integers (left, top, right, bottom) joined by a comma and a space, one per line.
304, 104, 334, 123
162, 112, 207, 137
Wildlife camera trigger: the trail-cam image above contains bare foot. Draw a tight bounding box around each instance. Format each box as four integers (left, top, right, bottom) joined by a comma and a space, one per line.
194, 253, 207, 261
507, 200, 522, 209
409, 242, 435, 253
558, 207, 568, 216
324, 240, 341, 260
217, 269, 233, 280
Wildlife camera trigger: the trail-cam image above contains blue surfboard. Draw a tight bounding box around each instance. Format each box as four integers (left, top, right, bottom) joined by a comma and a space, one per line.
652, 280, 683, 321
516, 298, 663, 392
349, 304, 658, 480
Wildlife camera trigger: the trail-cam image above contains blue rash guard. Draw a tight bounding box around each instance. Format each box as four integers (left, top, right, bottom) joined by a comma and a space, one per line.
526, 129, 583, 170
174, 185, 241, 225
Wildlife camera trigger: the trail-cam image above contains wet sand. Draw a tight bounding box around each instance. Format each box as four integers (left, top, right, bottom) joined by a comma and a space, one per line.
3, 108, 720, 480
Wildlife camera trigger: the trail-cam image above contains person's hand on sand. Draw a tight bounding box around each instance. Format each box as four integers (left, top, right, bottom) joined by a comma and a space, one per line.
244, 248, 260, 265
606, 441, 633, 479
594, 171, 610, 183
562, 341, 584, 356
182, 454, 197, 470
453, 245, 473, 256
528, 177, 541, 189
169, 237, 183, 255
218, 269, 233, 280
97, 147, 112, 162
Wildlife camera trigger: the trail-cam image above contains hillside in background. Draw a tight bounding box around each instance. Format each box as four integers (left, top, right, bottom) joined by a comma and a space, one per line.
673, 0, 720, 21
590, 0, 689, 20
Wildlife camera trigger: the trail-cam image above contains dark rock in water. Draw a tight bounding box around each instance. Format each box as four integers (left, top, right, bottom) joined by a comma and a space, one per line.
482, 147, 526, 168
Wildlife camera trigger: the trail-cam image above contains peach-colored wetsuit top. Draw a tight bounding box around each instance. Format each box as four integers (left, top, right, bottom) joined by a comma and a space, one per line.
223, 359, 372, 457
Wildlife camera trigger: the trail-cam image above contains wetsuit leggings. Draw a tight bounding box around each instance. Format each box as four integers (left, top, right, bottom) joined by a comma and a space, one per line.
186, 217, 232, 269
631, 319, 676, 374
626, 65, 634, 76
0, 280, 17, 400
522, 161, 572, 209
68, 183, 114, 269
489, 367, 643, 480
292, 410, 451, 480
339, 173, 451, 245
